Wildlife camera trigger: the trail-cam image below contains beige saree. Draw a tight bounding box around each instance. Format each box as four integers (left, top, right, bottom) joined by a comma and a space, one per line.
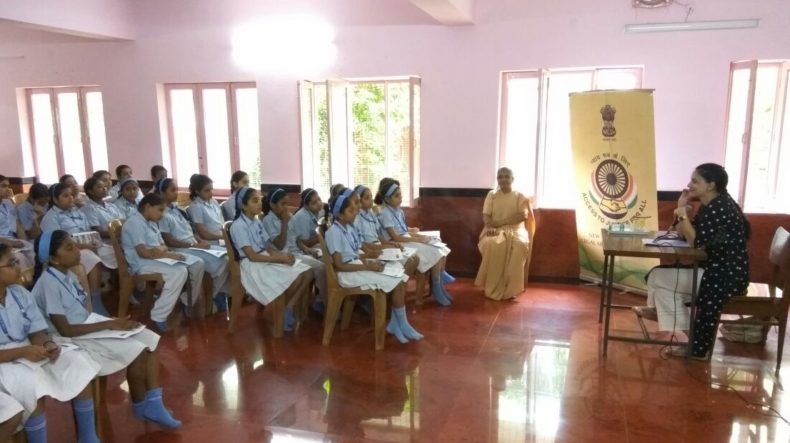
475, 190, 531, 300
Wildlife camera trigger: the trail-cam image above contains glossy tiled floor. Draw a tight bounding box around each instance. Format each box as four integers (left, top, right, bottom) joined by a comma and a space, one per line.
45, 281, 790, 442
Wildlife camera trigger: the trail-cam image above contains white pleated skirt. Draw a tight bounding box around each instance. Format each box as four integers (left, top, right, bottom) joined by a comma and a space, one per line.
0, 342, 100, 421
54, 328, 160, 376
79, 243, 118, 273
403, 242, 450, 273
240, 259, 311, 305
337, 260, 408, 293
0, 392, 23, 423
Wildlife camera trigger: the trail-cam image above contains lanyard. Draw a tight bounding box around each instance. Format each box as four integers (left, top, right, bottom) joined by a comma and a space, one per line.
334, 221, 361, 252
385, 205, 408, 232
46, 268, 87, 307
242, 216, 267, 252
0, 288, 32, 342
200, 199, 222, 222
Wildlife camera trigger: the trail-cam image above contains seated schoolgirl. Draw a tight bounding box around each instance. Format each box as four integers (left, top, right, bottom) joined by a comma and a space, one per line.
288, 188, 329, 311
0, 243, 101, 443
376, 178, 454, 306
154, 178, 230, 312
59, 175, 87, 208
0, 176, 34, 271
121, 194, 205, 332
17, 183, 49, 240
326, 191, 423, 343
261, 188, 328, 312
352, 185, 419, 276
222, 171, 249, 221
31, 230, 181, 429
114, 178, 143, 220
82, 177, 124, 236
186, 175, 224, 246
41, 183, 117, 314
109, 165, 143, 202
150, 165, 168, 186
0, 392, 23, 442
229, 187, 313, 330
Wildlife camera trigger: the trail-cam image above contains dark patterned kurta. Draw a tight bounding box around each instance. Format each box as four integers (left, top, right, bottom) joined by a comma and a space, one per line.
690, 193, 750, 356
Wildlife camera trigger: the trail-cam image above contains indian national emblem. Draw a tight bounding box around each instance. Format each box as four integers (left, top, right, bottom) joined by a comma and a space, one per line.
600, 105, 616, 138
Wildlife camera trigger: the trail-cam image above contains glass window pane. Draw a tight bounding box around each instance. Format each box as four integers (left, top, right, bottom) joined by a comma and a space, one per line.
724, 68, 753, 200
235, 87, 261, 188
386, 82, 412, 203
503, 75, 540, 196
314, 83, 331, 194
350, 83, 386, 193
169, 89, 200, 184
775, 69, 790, 213
85, 91, 109, 174
30, 93, 59, 185
57, 92, 87, 183
541, 71, 594, 208
743, 66, 779, 212
202, 88, 232, 190
299, 84, 316, 189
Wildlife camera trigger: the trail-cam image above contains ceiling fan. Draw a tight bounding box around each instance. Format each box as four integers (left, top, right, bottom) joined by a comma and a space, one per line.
633, 0, 673, 7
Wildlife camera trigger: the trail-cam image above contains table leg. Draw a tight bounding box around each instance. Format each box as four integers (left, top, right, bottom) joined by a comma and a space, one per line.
598, 251, 610, 323
686, 263, 699, 364
602, 254, 615, 357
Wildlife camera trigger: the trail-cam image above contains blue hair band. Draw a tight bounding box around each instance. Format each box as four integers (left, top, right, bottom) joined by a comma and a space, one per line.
156, 178, 171, 194
385, 183, 399, 198
302, 188, 317, 207
353, 185, 368, 196
38, 231, 53, 264
119, 178, 139, 191
268, 188, 284, 204
332, 195, 349, 217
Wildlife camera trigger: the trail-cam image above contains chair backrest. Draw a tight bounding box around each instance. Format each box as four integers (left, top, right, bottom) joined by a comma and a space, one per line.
767, 227, 790, 299
768, 227, 790, 268
177, 192, 191, 208
108, 219, 132, 279
13, 193, 28, 206
221, 221, 242, 280
315, 230, 342, 291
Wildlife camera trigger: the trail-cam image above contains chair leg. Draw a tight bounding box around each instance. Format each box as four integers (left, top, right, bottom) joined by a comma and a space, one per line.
323, 293, 343, 346
227, 285, 243, 333
118, 279, 131, 318
414, 272, 426, 308
270, 297, 284, 338
373, 292, 387, 351
776, 319, 786, 374
340, 297, 356, 331
93, 377, 106, 440
201, 276, 214, 318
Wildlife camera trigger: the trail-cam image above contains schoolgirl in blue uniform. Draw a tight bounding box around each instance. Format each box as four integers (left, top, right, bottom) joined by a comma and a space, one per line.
82, 177, 125, 234
0, 176, 34, 272
114, 178, 143, 220
16, 183, 48, 240
375, 178, 454, 306
288, 188, 329, 310
0, 243, 100, 443
121, 194, 205, 331
187, 174, 225, 245
32, 230, 181, 429
155, 178, 230, 312
325, 190, 423, 343
229, 187, 313, 330
222, 170, 249, 221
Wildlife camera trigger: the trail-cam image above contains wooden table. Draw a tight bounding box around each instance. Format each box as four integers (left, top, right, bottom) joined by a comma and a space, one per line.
599, 229, 707, 357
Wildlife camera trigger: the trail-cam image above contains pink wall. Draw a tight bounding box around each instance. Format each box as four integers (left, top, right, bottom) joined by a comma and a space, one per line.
0, 0, 788, 190
0, 0, 135, 40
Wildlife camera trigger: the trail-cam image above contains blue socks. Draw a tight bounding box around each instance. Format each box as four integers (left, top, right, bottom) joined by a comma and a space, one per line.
91, 290, 110, 317
311, 300, 326, 316
393, 307, 423, 341
441, 270, 456, 285
431, 277, 453, 306
284, 306, 296, 331
72, 398, 99, 443
24, 414, 47, 443
387, 312, 409, 344
213, 292, 228, 313
133, 388, 182, 429
153, 321, 168, 333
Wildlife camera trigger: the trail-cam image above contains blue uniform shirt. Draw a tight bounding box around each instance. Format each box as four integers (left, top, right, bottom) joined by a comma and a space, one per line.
0, 200, 17, 239
32, 267, 90, 330
41, 205, 90, 234
378, 205, 408, 241
122, 212, 165, 274
16, 201, 39, 232
230, 214, 269, 259
261, 212, 298, 253
0, 285, 49, 345
114, 197, 141, 220
326, 222, 362, 263
82, 199, 124, 231
188, 198, 224, 236
291, 207, 323, 244
159, 204, 196, 244
354, 209, 383, 244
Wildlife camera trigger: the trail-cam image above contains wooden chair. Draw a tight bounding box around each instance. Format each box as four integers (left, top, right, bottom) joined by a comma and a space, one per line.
108, 219, 163, 318
176, 192, 191, 208
718, 227, 790, 373
12, 193, 27, 206
221, 221, 285, 336
316, 231, 388, 351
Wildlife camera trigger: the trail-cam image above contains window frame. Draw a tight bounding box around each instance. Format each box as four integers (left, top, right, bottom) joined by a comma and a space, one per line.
163, 81, 257, 194
25, 86, 105, 184
498, 66, 644, 208
298, 76, 421, 205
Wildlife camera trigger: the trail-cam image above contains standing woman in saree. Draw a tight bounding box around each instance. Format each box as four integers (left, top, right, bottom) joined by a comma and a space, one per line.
475, 167, 534, 301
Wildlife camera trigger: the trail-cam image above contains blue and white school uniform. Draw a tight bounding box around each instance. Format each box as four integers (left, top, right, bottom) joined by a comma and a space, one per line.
187, 198, 224, 245
326, 222, 407, 292
82, 198, 125, 230
159, 204, 229, 298
40, 205, 117, 272
262, 211, 327, 300
379, 205, 449, 273
122, 212, 203, 322
113, 196, 141, 220
16, 201, 38, 235
354, 209, 383, 245
230, 214, 310, 305
221, 193, 237, 221
32, 268, 160, 376
0, 199, 33, 270
109, 184, 143, 203
0, 285, 99, 421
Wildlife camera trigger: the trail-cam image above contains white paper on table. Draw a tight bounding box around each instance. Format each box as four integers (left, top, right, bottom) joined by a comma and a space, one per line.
155, 257, 187, 266
381, 262, 405, 278
189, 247, 227, 258
76, 313, 145, 340
641, 238, 690, 248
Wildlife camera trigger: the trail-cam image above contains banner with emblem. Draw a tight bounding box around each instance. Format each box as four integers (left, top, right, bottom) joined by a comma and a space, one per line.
569, 90, 659, 291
